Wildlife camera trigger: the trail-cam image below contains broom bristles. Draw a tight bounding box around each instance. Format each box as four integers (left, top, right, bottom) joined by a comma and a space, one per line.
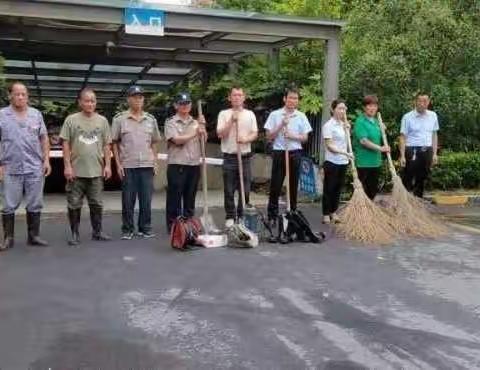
388, 175, 447, 238
375, 112, 447, 240
336, 180, 400, 245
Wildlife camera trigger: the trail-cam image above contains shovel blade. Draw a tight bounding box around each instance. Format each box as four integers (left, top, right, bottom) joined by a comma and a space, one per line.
200, 213, 221, 234
197, 234, 228, 248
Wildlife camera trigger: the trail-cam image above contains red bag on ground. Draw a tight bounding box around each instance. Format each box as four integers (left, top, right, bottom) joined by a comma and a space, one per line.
170, 217, 202, 251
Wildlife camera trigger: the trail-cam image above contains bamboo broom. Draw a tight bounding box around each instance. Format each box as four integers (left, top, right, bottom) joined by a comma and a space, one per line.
336, 116, 400, 245
377, 113, 447, 238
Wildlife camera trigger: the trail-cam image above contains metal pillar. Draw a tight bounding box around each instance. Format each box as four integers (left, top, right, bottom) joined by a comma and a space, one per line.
228, 61, 238, 76
319, 35, 340, 163
269, 47, 280, 74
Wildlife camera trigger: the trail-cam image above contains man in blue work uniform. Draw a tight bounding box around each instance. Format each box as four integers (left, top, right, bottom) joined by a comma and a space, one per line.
264, 86, 312, 227
0, 82, 51, 251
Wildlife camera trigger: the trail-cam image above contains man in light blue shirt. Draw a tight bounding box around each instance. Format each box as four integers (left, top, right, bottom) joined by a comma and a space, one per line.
264, 87, 312, 225
399, 92, 439, 198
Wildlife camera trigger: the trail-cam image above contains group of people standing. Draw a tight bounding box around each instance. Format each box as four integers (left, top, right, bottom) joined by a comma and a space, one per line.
0, 81, 438, 252
321, 93, 439, 224
165, 85, 312, 231
0, 82, 311, 251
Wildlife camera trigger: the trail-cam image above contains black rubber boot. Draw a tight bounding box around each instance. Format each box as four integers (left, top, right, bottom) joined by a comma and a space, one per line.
267, 218, 278, 243
90, 207, 111, 241
27, 212, 49, 247
68, 208, 81, 246
277, 215, 290, 244
1, 213, 15, 251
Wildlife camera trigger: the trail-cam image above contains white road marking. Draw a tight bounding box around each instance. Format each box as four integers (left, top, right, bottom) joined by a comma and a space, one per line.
277, 288, 323, 317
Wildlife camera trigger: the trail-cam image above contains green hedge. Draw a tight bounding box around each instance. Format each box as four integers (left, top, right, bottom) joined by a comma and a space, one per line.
339, 151, 479, 195
428, 152, 480, 190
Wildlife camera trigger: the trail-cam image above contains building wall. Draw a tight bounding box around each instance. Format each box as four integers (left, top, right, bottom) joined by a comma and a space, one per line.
153, 143, 273, 191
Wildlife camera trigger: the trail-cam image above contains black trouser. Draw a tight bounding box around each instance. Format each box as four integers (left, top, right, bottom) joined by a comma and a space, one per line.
322, 161, 348, 216
223, 153, 251, 220
402, 146, 433, 198
121, 167, 154, 234
166, 164, 200, 231
267, 149, 302, 220
357, 167, 380, 200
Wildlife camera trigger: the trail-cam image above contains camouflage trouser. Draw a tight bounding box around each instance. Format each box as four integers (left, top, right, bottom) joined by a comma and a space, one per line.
66, 177, 103, 210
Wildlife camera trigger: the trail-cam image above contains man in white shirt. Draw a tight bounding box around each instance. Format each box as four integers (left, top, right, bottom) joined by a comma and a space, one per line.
399, 92, 439, 198
216, 86, 258, 228
264, 87, 312, 225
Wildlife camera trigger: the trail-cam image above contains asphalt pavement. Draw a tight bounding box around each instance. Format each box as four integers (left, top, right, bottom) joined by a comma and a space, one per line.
0, 207, 479, 369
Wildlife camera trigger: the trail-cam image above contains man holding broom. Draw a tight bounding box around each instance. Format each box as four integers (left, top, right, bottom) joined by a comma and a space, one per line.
217, 86, 258, 229
164, 92, 206, 232
265, 86, 312, 228
399, 92, 439, 198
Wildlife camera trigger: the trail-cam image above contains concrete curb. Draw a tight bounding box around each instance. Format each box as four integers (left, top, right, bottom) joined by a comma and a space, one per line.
426, 194, 480, 206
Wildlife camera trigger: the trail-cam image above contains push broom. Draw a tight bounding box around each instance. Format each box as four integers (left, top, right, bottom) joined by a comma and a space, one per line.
195, 100, 228, 248
377, 113, 447, 238
335, 117, 400, 245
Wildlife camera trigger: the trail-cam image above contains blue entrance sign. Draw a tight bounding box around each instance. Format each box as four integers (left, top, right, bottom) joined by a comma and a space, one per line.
298, 157, 318, 197
125, 7, 165, 36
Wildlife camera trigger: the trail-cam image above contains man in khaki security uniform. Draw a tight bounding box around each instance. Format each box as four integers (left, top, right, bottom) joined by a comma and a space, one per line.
164, 92, 206, 232
112, 86, 161, 240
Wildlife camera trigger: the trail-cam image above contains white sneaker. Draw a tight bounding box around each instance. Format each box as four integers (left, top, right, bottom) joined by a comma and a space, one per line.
225, 219, 235, 229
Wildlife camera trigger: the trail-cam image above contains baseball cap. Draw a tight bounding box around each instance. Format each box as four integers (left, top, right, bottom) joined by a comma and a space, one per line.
126, 85, 144, 96
175, 92, 192, 104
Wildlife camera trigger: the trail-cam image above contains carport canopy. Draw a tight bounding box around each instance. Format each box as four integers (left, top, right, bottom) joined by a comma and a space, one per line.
0, 0, 343, 120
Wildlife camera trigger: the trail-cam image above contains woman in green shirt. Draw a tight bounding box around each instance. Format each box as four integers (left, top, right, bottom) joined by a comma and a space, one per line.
352, 95, 390, 200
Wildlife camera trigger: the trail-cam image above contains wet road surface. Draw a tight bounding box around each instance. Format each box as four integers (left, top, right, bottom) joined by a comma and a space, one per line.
0, 208, 479, 369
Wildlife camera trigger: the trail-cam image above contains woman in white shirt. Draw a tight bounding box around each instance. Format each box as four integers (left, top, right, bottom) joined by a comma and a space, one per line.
322, 99, 352, 224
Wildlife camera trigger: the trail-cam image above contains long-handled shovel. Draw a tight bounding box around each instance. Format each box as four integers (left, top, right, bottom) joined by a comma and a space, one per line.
276, 118, 324, 244
198, 100, 220, 234
277, 126, 293, 243
195, 100, 227, 248
226, 116, 258, 248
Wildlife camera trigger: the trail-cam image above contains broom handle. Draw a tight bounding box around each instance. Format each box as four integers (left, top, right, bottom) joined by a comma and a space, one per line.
235, 115, 247, 210
283, 123, 291, 212
377, 113, 397, 176
198, 100, 209, 217
342, 115, 360, 182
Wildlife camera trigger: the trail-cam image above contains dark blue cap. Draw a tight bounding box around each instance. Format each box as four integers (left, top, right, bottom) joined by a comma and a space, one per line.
175, 92, 191, 104
126, 85, 144, 96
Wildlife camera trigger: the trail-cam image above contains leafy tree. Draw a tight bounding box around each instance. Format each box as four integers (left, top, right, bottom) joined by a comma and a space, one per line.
340, 0, 480, 151
157, 0, 480, 153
